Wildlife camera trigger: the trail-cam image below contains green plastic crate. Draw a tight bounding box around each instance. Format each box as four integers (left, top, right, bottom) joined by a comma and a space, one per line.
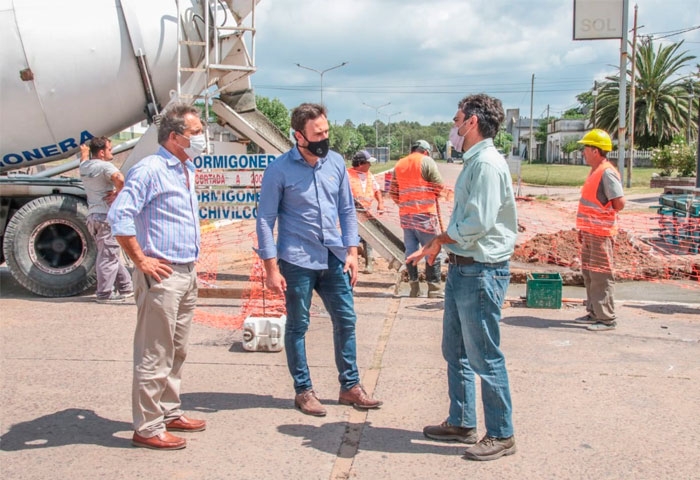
526, 273, 562, 309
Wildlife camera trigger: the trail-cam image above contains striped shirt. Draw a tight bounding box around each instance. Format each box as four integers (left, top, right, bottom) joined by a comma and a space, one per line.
108, 146, 200, 263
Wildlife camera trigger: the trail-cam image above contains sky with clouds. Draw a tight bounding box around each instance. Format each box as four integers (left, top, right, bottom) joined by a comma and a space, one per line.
249, 0, 700, 127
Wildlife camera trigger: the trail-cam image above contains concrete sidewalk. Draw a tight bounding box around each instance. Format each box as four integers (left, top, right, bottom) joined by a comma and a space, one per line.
1, 266, 699, 479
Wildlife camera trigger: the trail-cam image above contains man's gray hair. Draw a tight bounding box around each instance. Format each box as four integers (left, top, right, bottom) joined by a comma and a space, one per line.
157, 103, 202, 144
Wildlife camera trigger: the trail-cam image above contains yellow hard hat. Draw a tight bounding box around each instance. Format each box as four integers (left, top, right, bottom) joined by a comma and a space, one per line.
577, 129, 612, 152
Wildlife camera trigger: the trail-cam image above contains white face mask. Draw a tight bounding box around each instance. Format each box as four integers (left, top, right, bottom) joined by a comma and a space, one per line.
185, 133, 207, 157
449, 121, 467, 152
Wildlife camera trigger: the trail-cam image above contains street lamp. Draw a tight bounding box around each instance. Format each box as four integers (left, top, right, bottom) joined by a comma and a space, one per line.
385, 111, 401, 161
295, 62, 348, 105
363, 101, 391, 148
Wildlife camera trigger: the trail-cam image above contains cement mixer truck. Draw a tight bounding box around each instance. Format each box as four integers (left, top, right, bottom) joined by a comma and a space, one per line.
0, 0, 291, 297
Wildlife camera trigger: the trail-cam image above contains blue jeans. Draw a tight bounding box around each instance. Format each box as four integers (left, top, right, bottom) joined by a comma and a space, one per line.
442, 261, 514, 438
279, 254, 360, 394
403, 224, 443, 282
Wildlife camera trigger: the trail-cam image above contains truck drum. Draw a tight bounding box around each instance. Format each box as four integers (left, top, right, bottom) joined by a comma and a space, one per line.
3, 195, 97, 297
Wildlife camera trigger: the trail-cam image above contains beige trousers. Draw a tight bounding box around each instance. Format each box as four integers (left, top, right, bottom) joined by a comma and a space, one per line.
580, 232, 616, 321
132, 263, 198, 436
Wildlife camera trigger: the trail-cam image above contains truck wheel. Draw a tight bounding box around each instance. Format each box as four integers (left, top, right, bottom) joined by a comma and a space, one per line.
2, 195, 97, 297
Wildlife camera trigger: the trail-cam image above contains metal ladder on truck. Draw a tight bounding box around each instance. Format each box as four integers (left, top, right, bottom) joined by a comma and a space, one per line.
175, 0, 292, 154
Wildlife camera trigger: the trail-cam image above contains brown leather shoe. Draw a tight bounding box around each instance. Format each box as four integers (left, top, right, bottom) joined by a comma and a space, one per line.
294, 389, 327, 417
132, 431, 186, 450
338, 384, 383, 409
166, 415, 206, 432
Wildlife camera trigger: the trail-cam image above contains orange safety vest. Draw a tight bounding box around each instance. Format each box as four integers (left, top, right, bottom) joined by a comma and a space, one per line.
348, 168, 376, 209
576, 160, 619, 236
393, 152, 437, 216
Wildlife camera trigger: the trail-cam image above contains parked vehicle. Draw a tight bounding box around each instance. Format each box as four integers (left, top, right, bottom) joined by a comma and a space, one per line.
0, 0, 288, 296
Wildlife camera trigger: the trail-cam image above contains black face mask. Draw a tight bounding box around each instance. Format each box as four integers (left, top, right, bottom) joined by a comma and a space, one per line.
299, 132, 330, 158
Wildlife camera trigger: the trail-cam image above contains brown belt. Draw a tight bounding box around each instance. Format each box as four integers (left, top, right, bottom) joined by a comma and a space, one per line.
447, 253, 475, 265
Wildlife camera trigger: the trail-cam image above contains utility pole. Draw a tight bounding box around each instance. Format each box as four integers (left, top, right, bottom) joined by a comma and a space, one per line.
363, 101, 390, 148
687, 81, 694, 144
385, 111, 401, 161
627, 4, 638, 188
295, 62, 348, 105
593, 80, 599, 128
529, 73, 535, 163
617, 0, 630, 182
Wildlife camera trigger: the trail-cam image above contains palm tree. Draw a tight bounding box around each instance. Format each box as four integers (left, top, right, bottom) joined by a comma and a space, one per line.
594, 39, 698, 149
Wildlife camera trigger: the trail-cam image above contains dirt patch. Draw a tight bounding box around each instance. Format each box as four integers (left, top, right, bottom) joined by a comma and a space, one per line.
513, 229, 700, 282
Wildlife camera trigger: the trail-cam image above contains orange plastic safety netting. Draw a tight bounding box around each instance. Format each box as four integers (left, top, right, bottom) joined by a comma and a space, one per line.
192, 168, 699, 330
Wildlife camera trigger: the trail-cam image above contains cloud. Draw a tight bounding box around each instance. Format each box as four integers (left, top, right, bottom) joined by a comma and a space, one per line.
251, 0, 700, 125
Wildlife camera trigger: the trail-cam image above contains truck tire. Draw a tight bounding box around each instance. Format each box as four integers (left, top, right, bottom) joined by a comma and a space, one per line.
2, 195, 97, 297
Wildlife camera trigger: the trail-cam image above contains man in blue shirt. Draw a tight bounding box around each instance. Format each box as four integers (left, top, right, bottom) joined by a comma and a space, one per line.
109, 103, 206, 450
256, 103, 382, 417
408, 94, 518, 461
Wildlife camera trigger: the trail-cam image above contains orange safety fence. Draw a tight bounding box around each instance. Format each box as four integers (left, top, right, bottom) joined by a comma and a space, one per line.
192, 171, 699, 330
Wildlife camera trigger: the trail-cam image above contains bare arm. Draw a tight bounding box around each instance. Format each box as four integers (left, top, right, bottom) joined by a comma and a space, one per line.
374, 190, 384, 212
104, 171, 125, 205
611, 196, 625, 212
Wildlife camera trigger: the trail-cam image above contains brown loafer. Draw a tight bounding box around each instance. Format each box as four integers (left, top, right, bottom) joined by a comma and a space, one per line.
132, 431, 186, 450
338, 384, 383, 409
294, 389, 327, 417
166, 415, 207, 432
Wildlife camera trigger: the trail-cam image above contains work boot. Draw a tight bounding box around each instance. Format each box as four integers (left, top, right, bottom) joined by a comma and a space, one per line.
409, 281, 421, 298
427, 261, 443, 284
587, 320, 617, 331
463, 435, 516, 461
423, 421, 477, 444
427, 282, 444, 299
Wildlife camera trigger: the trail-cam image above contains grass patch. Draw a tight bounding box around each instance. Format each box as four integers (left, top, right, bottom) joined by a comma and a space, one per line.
515, 163, 659, 188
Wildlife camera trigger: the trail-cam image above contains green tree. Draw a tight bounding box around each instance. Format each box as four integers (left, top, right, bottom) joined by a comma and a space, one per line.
561, 136, 580, 163
255, 96, 290, 137
329, 123, 366, 158
594, 39, 698, 149
494, 129, 513, 155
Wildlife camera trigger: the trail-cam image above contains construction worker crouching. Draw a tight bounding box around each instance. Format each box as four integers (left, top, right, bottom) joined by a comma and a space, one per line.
348, 150, 384, 273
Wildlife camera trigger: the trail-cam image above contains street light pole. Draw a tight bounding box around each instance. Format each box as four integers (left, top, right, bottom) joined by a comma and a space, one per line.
385, 111, 401, 161
363, 101, 391, 148
295, 62, 348, 105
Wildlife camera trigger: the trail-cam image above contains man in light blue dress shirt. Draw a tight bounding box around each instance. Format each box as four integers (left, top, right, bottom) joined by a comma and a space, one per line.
408, 94, 518, 461
109, 103, 206, 450
256, 103, 382, 417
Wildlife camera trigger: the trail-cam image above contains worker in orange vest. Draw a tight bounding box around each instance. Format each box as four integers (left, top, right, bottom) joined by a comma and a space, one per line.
574, 129, 626, 331
348, 150, 384, 273
390, 140, 444, 297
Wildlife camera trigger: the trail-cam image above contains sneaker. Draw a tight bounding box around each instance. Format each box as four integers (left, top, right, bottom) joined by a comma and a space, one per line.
423, 421, 477, 444
96, 293, 126, 304
294, 389, 327, 417
587, 320, 617, 331
574, 314, 597, 324
120, 290, 135, 299
463, 435, 516, 461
